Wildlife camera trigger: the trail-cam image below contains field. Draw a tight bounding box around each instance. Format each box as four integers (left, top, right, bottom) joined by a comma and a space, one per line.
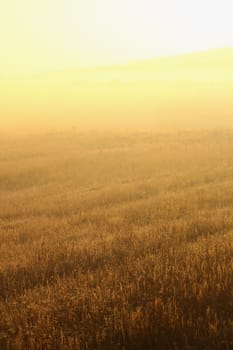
0, 130, 233, 349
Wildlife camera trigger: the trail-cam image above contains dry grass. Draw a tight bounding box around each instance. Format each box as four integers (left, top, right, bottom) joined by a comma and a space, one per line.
0, 130, 233, 349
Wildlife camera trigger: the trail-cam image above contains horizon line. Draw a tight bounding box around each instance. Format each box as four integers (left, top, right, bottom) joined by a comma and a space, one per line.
1, 46, 233, 78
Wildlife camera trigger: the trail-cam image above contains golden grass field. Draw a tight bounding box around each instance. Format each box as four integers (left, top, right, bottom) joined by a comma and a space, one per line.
0, 130, 233, 349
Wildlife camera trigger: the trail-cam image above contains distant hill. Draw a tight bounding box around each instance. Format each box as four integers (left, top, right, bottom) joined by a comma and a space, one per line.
43, 47, 233, 83
1, 48, 233, 131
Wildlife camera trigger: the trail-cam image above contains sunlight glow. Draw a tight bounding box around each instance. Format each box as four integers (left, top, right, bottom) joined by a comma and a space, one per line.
0, 0, 232, 73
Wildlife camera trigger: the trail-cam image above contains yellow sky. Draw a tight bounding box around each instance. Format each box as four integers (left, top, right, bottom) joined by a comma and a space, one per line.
0, 0, 232, 74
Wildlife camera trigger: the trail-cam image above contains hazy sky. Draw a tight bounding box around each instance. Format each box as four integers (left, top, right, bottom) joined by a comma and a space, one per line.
0, 0, 232, 73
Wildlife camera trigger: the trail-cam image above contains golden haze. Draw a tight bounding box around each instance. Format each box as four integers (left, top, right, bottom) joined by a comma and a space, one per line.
1, 48, 233, 133
1, 0, 232, 73
1, 1, 233, 347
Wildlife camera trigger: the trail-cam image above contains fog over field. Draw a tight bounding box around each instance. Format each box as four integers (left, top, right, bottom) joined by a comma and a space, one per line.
1, 48, 233, 133
1, 130, 233, 349
1, 0, 233, 346
1, 45, 233, 350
